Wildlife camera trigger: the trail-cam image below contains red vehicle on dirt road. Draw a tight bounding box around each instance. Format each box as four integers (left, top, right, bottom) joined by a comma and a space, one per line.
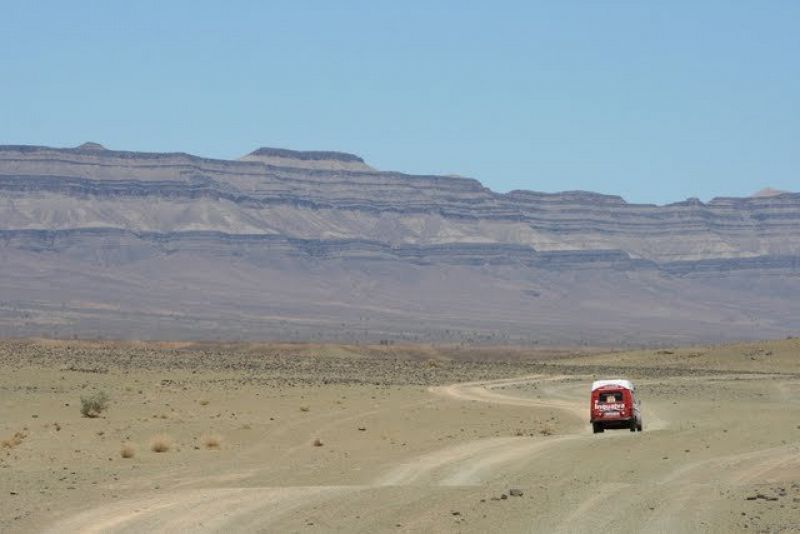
590, 379, 642, 434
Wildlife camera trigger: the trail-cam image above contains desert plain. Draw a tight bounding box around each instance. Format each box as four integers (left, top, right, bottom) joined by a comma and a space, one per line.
1, 338, 799, 533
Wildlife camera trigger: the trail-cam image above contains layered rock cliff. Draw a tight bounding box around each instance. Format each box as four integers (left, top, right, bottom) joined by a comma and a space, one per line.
0, 143, 798, 344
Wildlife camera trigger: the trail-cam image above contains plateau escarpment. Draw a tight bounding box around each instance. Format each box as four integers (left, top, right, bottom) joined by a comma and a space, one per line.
0, 143, 798, 344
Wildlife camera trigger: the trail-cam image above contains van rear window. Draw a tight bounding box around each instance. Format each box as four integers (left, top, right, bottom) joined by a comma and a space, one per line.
598, 391, 623, 403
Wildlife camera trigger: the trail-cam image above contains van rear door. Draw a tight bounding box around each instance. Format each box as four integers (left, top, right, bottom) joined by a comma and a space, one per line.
592, 388, 628, 421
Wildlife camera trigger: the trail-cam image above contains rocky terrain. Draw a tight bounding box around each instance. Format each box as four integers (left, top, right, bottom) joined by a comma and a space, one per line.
1, 143, 798, 343
1, 338, 799, 533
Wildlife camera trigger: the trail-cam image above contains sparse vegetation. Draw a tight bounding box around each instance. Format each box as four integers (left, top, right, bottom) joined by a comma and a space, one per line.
2, 337, 800, 532
299, 405, 310, 412
80, 390, 110, 418
202, 434, 223, 449
1, 430, 28, 449
150, 435, 173, 453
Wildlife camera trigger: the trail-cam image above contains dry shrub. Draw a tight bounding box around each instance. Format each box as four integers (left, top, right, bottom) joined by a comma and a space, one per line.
202, 434, 223, 449
198, 399, 209, 406
150, 435, 173, 453
299, 406, 310, 412
1, 430, 28, 449
80, 391, 110, 418
312, 438, 323, 447
120, 444, 136, 458
539, 425, 554, 436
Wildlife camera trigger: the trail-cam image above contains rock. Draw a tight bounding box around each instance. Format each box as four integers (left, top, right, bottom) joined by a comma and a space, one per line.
500, 494, 508, 500
76, 142, 107, 151
754, 493, 779, 501
509, 489, 524, 497
240, 147, 374, 172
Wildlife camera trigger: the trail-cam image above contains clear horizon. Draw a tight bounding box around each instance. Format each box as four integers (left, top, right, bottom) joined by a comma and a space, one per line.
2, 1, 798, 204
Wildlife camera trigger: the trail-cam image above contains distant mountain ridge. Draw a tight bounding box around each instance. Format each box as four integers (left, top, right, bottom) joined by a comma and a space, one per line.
0, 143, 798, 344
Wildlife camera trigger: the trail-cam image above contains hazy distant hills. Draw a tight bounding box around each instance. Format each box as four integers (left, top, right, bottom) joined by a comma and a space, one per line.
1, 143, 798, 345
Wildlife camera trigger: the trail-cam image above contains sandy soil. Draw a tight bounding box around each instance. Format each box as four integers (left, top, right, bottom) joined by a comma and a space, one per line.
1, 339, 799, 533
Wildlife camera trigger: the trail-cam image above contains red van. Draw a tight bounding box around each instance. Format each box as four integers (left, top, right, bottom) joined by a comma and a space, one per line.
590, 379, 642, 434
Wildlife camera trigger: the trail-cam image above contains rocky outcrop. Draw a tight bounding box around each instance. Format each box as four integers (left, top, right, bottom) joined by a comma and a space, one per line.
751, 187, 789, 198
0, 143, 798, 343
239, 147, 375, 172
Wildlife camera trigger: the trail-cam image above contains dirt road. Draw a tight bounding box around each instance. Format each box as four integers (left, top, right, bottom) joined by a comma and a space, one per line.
31, 371, 800, 533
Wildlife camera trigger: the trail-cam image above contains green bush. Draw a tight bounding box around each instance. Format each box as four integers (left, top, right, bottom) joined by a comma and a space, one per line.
80, 391, 110, 418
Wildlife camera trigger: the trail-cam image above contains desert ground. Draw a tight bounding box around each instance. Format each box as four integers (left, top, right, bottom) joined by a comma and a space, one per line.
1, 339, 799, 533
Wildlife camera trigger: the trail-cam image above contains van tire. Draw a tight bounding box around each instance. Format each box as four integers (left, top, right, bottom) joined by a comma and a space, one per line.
629, 420, 637, 432
637, 421, 643, 432
592, 423, 603, 434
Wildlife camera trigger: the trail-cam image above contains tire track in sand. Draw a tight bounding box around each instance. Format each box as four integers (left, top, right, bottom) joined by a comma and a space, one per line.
44, 486, 354, 534
41, 374, 628, 533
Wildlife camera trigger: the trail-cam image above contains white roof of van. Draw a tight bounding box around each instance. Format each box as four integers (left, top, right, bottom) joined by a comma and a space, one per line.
592, 379, 634, 391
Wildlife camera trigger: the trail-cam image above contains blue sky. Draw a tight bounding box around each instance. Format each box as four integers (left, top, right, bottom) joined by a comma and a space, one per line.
1, 1, 797, 204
